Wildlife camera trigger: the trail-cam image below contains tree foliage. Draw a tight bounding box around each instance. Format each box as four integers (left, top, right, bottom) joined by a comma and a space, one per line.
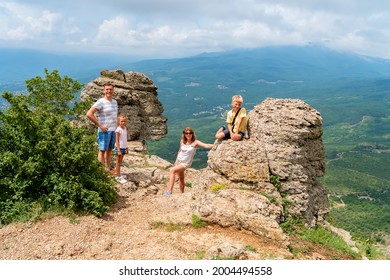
0, 69, 117, 226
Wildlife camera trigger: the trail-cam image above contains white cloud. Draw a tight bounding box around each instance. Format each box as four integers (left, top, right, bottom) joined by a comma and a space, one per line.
1, 0, 390, 58
62, 18, 81, 35
0, 2, 59, 40
95, 16, 131, 44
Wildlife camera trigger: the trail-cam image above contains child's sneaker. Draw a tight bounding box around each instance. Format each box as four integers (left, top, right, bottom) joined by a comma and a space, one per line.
116, 176, 127, 184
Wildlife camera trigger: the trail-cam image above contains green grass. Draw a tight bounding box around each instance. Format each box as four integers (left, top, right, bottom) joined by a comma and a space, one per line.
281, 217, 361, 259
298, 225, 360, 259
149, 220, 184, 232
191, 214, 207, 228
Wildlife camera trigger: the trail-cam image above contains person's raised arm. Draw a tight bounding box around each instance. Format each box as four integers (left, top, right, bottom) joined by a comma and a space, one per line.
195, 140, 213, 149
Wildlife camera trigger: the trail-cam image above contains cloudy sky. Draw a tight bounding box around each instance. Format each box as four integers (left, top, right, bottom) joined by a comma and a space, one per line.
1, 0, 390, 59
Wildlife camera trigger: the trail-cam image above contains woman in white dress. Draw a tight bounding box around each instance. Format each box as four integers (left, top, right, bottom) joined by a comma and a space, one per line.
164, 127, 213, 196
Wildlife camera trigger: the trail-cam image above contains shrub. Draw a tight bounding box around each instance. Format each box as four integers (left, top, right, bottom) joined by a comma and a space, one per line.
0, 69, 118, 226
280, 215, 305, 234
210, 183, 228, 193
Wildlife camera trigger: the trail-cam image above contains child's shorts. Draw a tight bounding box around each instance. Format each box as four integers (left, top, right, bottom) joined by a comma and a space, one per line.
114, 148, 127, 155
218, 125, 245, 140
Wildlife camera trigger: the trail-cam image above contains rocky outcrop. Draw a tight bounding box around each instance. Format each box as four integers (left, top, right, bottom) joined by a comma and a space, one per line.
80, 69, 167, 141
248, 98, 328, 226
192, 98, 329, 240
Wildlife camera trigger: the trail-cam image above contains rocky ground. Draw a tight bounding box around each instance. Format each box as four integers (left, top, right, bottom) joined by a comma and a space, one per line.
0, 166, 358, 261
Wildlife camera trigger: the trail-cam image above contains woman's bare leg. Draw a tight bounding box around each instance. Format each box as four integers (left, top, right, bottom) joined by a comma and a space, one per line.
168, 164, 185, 193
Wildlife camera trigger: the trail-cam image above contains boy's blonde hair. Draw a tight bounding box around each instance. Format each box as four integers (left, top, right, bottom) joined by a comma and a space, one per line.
118, 114, 127, 121
232, 95, 243, 104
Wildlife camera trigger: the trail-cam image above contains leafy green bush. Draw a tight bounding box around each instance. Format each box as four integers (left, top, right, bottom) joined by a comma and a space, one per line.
0, 69, 117, 226
280, 215, 305, 235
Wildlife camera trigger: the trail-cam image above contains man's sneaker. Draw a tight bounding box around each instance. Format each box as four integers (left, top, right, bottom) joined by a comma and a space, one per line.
116, 177, 127, 184
163, 191, 172, 196
119, 175, 126, 179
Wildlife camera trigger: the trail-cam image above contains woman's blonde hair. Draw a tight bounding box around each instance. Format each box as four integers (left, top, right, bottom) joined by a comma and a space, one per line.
181, 127, 196, 143
232, 95, 243, 104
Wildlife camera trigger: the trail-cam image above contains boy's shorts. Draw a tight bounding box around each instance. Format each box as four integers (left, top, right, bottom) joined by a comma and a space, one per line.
114, 148, 127, 155
218, 125, 244, 140
97, 131, 116, 151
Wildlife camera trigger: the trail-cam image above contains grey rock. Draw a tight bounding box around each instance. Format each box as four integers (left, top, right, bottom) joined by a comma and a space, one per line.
81, 70, 167, 141
194, 98, 329, 231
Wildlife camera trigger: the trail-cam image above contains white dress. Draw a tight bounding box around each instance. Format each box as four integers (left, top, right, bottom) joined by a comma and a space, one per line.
176, 142, 196, 169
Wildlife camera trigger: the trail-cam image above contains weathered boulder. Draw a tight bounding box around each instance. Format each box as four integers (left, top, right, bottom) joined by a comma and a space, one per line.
80, 69, 167, 141
193, 98, 329, 233
248, 98, 325, 180
248, 98, 328, 226
191, 168, 286, 242
207, 140, 269, 182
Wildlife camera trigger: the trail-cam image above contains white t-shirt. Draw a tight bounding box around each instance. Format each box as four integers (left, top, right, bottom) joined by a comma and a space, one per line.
177, 142, 196, 166
115, 126, 128, 149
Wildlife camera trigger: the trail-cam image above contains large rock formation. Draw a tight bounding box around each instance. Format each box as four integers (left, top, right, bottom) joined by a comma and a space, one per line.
80, 69, 167, 141
247, 98, 328, 226
191, 98, 329, 242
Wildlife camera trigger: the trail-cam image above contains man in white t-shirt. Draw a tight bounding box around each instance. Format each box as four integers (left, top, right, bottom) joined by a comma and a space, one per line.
86, 83, 118, 171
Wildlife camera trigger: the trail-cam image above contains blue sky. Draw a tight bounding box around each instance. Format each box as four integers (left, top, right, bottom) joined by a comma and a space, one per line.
1, 0, 390, 59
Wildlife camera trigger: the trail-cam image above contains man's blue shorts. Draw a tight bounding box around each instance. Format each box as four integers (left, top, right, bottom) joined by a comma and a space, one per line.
97, 131, 116, 151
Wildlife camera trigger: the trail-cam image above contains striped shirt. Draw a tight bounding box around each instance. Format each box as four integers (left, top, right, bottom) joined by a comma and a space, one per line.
92, 98, 118, 132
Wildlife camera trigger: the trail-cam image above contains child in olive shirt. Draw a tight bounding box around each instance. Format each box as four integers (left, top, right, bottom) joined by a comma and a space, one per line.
215, 95, 247, 141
